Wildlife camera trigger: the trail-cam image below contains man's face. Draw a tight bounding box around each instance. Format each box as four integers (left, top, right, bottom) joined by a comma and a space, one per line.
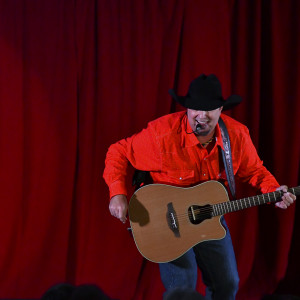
187, 107, 223, 136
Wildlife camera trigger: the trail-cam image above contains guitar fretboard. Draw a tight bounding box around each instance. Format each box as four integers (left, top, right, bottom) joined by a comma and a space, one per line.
212, 186, 299, 217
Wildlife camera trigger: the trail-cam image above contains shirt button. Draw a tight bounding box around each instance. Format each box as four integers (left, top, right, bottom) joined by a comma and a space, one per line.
179, 177, 182, 180
203, 174, 206, 176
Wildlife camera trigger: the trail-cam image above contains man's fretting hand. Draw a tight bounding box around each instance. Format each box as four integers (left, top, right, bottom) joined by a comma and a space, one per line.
275, 185, 296, 209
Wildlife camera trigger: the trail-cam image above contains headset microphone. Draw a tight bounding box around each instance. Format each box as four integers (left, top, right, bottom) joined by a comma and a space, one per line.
196, 122, 205, 131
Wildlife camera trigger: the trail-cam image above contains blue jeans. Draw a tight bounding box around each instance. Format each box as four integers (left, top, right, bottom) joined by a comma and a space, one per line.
159, 217, 239, 300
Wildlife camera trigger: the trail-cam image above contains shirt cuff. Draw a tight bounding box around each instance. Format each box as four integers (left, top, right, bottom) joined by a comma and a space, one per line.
109, 180, 128, 199
261, 184, 280, 194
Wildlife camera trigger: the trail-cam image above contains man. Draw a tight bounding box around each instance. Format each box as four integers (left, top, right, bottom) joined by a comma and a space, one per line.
103, 74, 296, 299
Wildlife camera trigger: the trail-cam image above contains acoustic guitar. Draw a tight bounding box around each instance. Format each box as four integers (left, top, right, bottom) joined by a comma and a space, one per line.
128, 180, 299, 263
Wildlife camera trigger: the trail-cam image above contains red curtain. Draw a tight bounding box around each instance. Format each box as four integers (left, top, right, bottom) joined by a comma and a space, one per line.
0, 1, 299, 299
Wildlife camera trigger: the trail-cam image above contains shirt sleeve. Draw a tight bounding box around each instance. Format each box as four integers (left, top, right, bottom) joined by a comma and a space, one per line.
103, 124, 161, 199
234, 127, 279, 194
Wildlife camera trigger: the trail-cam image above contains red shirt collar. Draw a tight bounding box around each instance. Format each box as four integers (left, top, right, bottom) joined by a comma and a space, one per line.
181, 113, 224, 150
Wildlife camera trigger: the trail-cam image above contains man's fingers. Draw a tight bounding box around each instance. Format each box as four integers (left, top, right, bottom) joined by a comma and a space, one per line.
276, 186, 296, 209
109, 195, 128, 223
276, 201, 288, 209
109, 207, 127, 223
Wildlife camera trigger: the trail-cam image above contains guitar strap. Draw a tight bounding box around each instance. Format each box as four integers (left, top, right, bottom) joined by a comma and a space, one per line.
218, 117, 236, 199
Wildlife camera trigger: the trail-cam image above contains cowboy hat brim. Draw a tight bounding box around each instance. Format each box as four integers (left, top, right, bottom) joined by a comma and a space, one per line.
168, 89, 242, 111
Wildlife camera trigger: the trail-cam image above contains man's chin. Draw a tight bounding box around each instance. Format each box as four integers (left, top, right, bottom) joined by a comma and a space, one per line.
195, 130, 210, 136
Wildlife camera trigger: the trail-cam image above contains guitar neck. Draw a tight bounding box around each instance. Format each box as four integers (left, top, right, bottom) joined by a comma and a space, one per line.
212, 186, 300, 216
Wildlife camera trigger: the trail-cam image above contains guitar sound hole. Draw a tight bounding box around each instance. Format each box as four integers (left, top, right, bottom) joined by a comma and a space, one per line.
188, 204, 212, 224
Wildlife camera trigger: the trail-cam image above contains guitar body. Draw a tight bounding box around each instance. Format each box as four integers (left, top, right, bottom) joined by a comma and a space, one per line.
128, 180, 229, 263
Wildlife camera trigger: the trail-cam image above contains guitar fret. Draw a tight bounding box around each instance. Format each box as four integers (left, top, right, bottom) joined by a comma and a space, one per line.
229, 201, 233, 212
226, 201, 230, 213
227, 201, 231, 213
219, 203, 223, 215
212, 205, 217, 216
219, 203, 223, 214
265, 194, 269, 203
220, 203, 224, 214
212, 205, 216, 216
220, 203, 225, 214
210, 185, 298, 218
215, 204, 219, 216
218, 203, 223, 215
276, 190, 282, 202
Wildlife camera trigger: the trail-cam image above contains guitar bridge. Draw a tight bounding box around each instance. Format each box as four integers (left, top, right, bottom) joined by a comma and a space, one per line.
166, 203, 180, 237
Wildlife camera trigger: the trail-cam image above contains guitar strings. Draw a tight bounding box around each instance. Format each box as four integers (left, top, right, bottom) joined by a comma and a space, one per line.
171, 207, 215, 222
168, 186, 300, 222
173, 195, 278, 221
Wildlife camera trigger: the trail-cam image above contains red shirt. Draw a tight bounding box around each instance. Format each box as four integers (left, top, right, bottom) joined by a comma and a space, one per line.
103, 111, 279, 199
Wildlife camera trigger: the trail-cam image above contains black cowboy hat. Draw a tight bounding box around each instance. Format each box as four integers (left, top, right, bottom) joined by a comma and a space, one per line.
168, 74, 242, 111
